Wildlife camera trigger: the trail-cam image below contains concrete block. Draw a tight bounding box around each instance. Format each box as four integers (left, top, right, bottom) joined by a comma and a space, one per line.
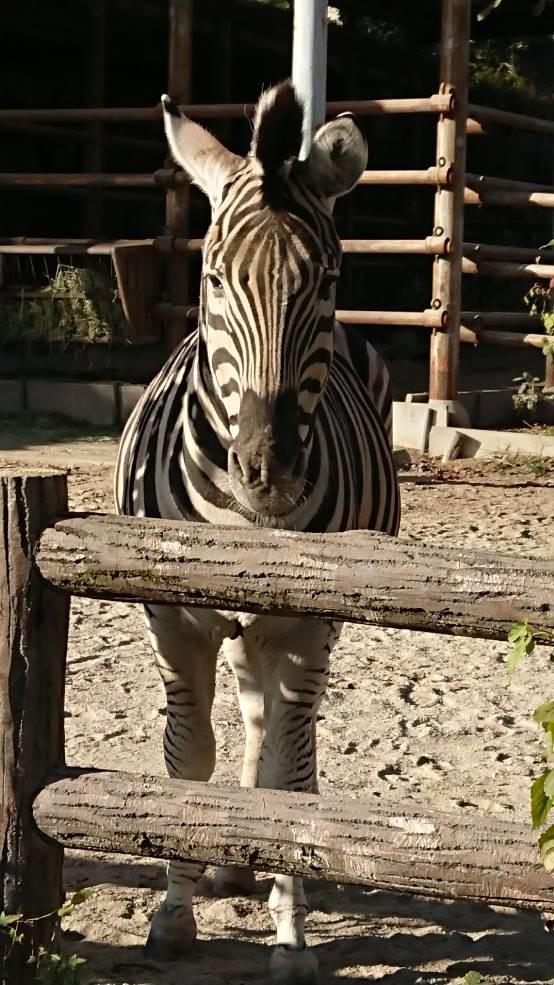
392, 401, 433, 452
428, 425, 554, 460
0, 380, 25, 415
119, 383, 146, 425
27, 381, 117, 427
428, 399, 471, 428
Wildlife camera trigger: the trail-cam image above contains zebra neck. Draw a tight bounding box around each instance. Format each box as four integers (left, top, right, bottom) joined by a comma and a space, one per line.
190, 332, 231, 447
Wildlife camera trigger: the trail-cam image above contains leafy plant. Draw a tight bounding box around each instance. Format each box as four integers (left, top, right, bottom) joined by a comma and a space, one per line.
0, 889, 92, 983
527, 457, 551, 478
507, 621, 554, 868
512, 276, 554, 414
524, 280, 554, 357
512, 372, 543, 413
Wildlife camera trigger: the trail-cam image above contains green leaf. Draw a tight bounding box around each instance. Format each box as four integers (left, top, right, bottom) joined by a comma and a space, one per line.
0, 912, 21, 927
69, 888, 93, 907
531, 771, 553, 828
543, 770, 554, 800
508, 620, 528, 642
463, 974, 483, 985
534, 701, 554, 725
57, 903, 74, 918
507, 639, 527, 674
477, 0, 504, 20
539, 825, 554, 871
66, 954, 86, 968
543, 722, 554, 754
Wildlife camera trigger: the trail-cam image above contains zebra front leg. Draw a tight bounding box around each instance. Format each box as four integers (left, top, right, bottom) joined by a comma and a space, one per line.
257, 617, 340, 985
144, 604, 224, 960
212, 628, 264, 897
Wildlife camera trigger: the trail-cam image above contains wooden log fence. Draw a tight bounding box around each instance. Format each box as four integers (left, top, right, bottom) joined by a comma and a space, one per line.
34, 767, 554, 914
1, 465, 554, 985
36, 512, 554, 640
3, 0, 554, 398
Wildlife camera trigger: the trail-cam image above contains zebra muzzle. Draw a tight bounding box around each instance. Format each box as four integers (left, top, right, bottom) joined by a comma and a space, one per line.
227, 391, 305, 517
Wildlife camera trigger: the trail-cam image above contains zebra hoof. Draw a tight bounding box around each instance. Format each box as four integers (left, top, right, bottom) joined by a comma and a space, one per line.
212, 865, 257, 897
270, 944, 318, 984
144, 903, 197, 961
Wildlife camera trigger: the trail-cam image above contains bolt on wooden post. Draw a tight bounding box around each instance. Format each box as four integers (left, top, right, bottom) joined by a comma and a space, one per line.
429, 0, 471, 402
0, 470, 69, 983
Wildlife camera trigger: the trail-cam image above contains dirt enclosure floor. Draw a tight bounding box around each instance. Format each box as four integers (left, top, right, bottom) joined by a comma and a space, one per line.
2, 420, 554, 985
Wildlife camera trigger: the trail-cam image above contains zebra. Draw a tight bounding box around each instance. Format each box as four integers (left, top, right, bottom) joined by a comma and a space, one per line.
115, 80, 400, 984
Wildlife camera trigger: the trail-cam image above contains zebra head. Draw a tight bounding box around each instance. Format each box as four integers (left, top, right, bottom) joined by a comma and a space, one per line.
162, 82, 367, 518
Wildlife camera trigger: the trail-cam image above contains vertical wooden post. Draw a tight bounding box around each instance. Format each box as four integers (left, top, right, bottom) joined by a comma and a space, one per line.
429, 0, 471, 402
0, 470, 69, 983
164, 0, 193, 354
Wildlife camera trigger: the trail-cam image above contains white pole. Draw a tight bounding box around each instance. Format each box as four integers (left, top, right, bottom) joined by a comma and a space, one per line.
292, 0, 328, 159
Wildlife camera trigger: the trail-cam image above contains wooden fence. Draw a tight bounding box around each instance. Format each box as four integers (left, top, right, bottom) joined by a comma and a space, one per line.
1, 466, 554, 981
2, 0, 554, 397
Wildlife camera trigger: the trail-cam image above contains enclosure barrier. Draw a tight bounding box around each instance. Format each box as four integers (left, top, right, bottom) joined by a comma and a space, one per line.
2, 0, 554, 394
2, 467, 554, 982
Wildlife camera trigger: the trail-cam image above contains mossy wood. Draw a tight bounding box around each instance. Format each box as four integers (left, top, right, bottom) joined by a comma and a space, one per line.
0, 470, 69, 983
34, 767, 554, 912
37, 513, 554, 641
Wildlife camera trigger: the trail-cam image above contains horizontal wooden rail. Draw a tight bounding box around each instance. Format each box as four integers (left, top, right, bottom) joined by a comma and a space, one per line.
462, 311, 543, 327
33, 767, 554, 912
36, 515, 554, 641
0, 238, 152, 255
466, 173, 554, 195
335, 309, 446, 326
2, 237, 554, 267
462, 244, 554, 264
465, 188, 554, 209
0, 173, 180, 188
462, 258, 554, 279
1, 100, 551, 135
468, 102, 554, 137
460, 327, 551, 349
358, 167, 450, 186
0, 95, 453, 125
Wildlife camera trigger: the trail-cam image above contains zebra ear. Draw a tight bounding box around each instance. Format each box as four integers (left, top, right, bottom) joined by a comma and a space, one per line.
306, 113, 367, 204
161, 95, 242, 206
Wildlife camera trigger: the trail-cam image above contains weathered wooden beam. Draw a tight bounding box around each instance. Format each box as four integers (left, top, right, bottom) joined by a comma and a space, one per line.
0, 470, 69, 982
36, 514, 554, 641
33, 768, 554, 913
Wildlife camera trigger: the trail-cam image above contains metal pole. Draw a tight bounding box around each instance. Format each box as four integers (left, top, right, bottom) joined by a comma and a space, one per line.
292, 0, 328, 158
429, 0, 471, 403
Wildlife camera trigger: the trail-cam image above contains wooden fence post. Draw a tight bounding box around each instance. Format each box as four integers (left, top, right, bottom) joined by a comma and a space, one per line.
0, 469, 69, 983
429, 0, 471, 402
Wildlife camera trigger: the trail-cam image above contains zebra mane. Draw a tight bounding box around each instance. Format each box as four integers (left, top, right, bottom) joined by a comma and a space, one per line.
251, 81, 304, 175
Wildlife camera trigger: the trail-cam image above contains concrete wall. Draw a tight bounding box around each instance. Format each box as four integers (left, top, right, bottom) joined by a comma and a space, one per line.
0, 380, 146, 428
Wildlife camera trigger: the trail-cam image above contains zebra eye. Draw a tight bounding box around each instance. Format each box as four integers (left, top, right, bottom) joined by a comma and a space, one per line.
319, 273, 336, 301
207, 272, 224, 294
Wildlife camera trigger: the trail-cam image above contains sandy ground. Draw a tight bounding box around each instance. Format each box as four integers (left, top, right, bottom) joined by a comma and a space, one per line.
2, 431, 554, 985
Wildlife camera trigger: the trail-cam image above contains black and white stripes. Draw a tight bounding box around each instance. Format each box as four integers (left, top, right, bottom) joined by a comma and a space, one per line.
114, 80, 400, 979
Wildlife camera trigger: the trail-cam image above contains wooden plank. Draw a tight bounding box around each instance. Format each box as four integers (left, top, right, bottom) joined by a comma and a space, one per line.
34, 768, 554, 913
0, 469, 69, 982
112, 244, 162, 344
36, 514, 554, 641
